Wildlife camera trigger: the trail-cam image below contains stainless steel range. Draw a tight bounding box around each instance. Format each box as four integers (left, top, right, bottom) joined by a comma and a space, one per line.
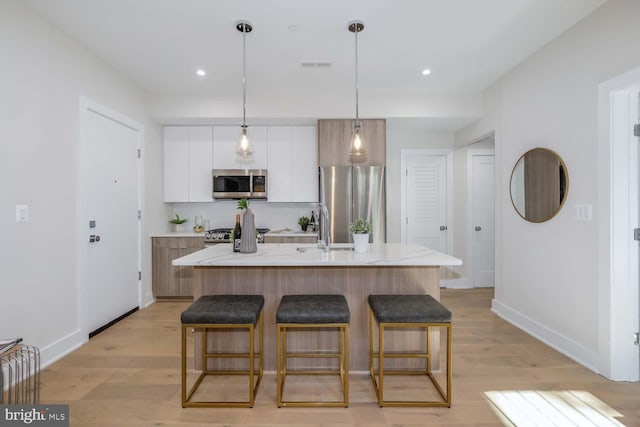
204, 228, 270, 245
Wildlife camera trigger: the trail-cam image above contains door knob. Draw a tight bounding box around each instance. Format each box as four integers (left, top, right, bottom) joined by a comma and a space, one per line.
440, 225, 448, 231
475, 226, 482, 231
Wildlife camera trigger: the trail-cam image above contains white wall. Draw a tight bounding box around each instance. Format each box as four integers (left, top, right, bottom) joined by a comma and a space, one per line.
386, 119, 455, 243
455, 0, 640, 375
0, 0, 163, 365
149, 92, 482, 123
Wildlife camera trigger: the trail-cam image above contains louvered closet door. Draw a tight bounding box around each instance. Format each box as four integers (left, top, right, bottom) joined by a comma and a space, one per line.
405, 154, 448, 252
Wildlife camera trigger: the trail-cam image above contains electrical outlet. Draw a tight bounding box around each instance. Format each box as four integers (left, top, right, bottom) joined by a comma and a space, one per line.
573, 204, 592, 221
16, 205, 29, 222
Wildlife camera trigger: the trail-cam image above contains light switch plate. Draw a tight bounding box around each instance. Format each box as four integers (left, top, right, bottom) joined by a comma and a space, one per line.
16, 204, 29, 222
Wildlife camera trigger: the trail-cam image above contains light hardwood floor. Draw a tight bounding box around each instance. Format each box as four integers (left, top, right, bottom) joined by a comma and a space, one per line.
40, 289, 640, 426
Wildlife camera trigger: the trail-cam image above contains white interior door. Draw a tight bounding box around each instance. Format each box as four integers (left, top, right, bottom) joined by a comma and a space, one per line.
79, 101, 140, 336
472, 154, 495, 287
403, 152, 449, 252
637, 91, 640, 374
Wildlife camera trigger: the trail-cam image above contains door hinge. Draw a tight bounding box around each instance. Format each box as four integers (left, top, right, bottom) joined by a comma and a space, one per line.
634, 123, 640, 137
138, 271, 142, 281
634, 332, 639, 345
138, 210, 142, 219
137, 148, 141, 158
634, 228, 640, 241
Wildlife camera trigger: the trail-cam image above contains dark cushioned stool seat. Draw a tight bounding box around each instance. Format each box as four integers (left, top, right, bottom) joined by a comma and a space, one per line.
368, 294, 451, 324
181, 295, 264, 325
276, 294, 350, 324
368, 293, 452, 408
180, 294, 264, 408
276, 294, 350, 407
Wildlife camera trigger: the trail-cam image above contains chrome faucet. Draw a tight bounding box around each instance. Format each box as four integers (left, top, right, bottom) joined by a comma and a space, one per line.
317, 202, 331, 252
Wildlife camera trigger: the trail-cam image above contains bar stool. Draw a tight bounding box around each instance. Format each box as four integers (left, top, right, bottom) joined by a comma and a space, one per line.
180, 294, 264, 408
276, 294, 350, 407
368, 294, 452, 407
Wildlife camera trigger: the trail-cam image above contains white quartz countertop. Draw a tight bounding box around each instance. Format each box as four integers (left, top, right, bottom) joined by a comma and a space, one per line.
151, 232, 205, 238
172, 243, 462, 267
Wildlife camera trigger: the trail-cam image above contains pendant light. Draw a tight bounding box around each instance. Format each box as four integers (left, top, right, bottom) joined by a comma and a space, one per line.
348, 20, 365, 157
235, 20, 254, 156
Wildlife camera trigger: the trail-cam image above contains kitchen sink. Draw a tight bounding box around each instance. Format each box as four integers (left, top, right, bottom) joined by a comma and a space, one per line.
296, 245, 353, 253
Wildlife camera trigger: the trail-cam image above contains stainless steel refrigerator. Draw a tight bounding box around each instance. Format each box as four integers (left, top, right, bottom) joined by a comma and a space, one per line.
319, 166, 386, 244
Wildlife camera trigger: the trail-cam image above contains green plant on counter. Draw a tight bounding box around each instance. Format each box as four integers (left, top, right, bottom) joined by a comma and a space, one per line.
168, 214, 188, 224
348, 218, 372, 234
237, 198, 249, 210
298, 216, 310, 226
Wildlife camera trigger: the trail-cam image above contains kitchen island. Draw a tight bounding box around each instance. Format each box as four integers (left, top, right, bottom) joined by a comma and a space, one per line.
173, 243, 461, 371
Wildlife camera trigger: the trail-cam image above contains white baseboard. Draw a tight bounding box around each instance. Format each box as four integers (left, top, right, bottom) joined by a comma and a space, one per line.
39, 329, 86, 369
440, 278, 472, 289
142, 292, 155, 308
491, 299, 600, 374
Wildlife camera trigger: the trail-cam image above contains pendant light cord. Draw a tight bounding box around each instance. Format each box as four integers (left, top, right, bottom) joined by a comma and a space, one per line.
242, 23, 247, 128
354, 25, 359, 124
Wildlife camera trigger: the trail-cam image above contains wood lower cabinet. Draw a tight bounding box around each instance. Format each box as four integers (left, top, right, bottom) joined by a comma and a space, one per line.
152, 237, 204, 298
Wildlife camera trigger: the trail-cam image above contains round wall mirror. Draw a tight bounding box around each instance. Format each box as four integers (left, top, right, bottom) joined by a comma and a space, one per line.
510, 147, 568, 223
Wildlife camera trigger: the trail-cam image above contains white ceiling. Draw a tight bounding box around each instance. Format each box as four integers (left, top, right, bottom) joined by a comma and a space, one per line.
24, 0, 606, 127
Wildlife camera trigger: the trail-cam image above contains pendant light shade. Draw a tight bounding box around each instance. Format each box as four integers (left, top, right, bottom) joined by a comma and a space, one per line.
236, 20, 254, 156
348, 20, 365, 157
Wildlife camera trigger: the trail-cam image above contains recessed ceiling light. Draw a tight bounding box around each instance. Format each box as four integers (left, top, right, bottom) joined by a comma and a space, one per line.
422, 68, 432, 76
196, 69, 206, 77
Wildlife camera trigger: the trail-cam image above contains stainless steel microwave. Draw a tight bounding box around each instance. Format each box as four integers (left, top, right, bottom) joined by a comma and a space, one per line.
212, 169, 268, 199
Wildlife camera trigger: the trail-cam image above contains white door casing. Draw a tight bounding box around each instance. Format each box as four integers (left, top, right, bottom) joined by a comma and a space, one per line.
597, 67, 640, 381
78, 98, 142, 336
401, 149, 452, 255
470, 153, 495, 287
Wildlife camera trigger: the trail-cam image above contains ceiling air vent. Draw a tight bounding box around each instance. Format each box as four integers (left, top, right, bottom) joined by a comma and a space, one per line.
300, 61, 332, 68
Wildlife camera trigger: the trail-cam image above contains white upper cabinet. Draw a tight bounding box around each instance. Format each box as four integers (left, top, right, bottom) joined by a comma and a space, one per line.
164, 125, 316, 203
163, 126, 213, 203
213, 126, 267, 170
290, 126, 318, 202
267, 126, 318, 202
187, 126, 214, 202
163, 127, 189, 202
267, 127, 293, 202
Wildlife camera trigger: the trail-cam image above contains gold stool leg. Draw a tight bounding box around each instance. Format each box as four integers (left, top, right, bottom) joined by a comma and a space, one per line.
426, 325, 431, 374
343, 324, 349, 407
378, 323, 384, 406
276, 324, 283, 407
182, 315, 264, 408
446, 323, 452, 407
249, 323, 254, 407
181, 325, 187, 407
